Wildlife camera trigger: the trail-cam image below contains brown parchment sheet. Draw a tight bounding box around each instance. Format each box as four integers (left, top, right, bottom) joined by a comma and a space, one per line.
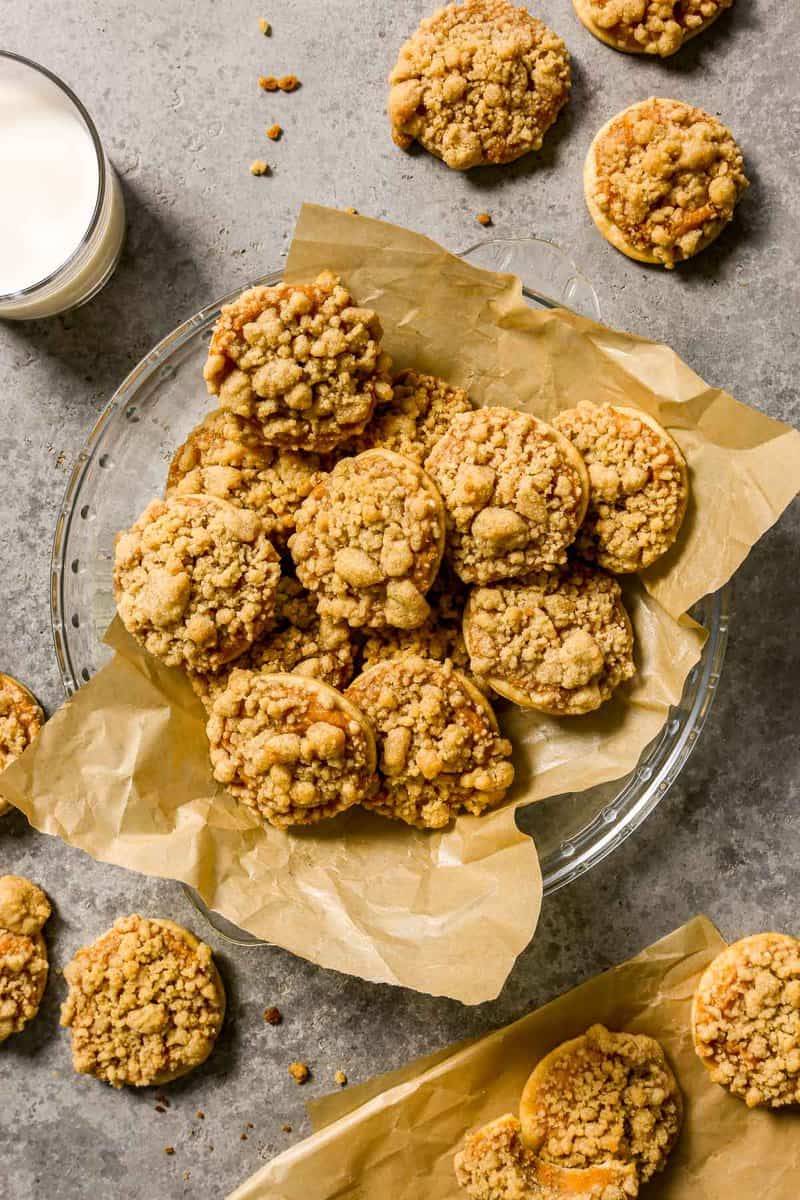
229, 917, 800, 1200
1, 204, 798, 1003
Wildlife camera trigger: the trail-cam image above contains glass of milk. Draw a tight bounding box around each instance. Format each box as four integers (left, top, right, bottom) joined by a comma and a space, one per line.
0, 52, 126, 320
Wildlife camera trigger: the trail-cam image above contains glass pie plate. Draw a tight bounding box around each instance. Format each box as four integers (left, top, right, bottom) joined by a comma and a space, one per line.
50, 238, 729, 932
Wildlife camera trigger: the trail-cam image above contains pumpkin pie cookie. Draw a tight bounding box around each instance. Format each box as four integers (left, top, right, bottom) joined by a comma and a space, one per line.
573, 0, 732, 58
0, 673, 44, 817
691, 932, 800, 1108
389, 1, 571, 170
584, 97, 748, 268
114, 494, 281, 673
290, 449, 446, 629
0, 875, 51, 1043
425, 408, 589, 584
207, 671, 377, 828
553, 401, 688, 573
203, 271, 393, 452
346, 655, 514, 828
520, 1025, 683, 1187
349, 370, 473, 464
455, 1113, 638, 1199
166, 409, 325, 547
464, 564, 635, 715
60, 915, 225, 1088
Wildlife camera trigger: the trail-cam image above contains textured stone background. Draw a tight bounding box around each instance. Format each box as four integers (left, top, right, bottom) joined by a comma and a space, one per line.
0, 2, 798, 1196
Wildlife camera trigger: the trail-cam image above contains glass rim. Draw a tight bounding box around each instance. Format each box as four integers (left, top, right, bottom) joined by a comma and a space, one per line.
0, 49, 107, 303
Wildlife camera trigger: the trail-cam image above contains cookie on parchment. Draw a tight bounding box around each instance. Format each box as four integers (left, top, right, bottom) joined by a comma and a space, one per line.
573, 0, 732, 58
0, 673, 44, 817
60, 915, 225, 1088
346, 655, 514, 829
203, 271, 393, 452
349, 370, 473, 464
389, 0, 571, 170
584, 97, 748, 268
207, 671, 377, 829
552, 401, 688, 573
692, 932, 800, 1108
0, 875, 51, 1044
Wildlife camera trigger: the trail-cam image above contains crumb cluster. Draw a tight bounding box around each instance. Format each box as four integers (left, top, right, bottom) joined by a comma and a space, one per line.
0, 673, 43, 815
348, 370, 473, 465
0, 875, 51, 1044
577, 0, 732, 57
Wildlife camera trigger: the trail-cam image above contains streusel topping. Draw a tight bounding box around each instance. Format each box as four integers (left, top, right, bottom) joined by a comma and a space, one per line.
207, 671, 377, 829
0, 875, 51, 937
114, 494, 281, 672
692, 932, 800, 1109
587, 97, 748, 268
290, 449, 446, 629
349, 370, 473, 464
425, 408, 588, 584
60, 915, 225, 1088
0, 929, 49, 1044
346, 656, 514, 829
520, 1025, 683, 1186
455, 1113, 638, 1200
576, 0, 731, 57
0, 673, 43, 772
389, 1, 571, 170
203, 271, 393, 452
464, 565, 635, 715
166, 409, 325, 546
553, 401, 688, 573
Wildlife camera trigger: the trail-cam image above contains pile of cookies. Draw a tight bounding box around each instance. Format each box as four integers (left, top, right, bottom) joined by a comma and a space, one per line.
113, 271, 689, 833
387, 0, 749, 269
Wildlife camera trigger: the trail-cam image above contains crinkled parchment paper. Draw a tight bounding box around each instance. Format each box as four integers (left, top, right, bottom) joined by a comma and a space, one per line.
2, 206, 798, 1003
229, 917, 800, 1200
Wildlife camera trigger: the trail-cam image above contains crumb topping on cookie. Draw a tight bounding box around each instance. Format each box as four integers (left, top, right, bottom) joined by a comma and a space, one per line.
553, 401, 688, 573
166, 410, 325, 546
203, 271, 393, 452
114, 494, 281, 672
207, 671, 377, 828
0, 929, 49, 1044
425, 408, 588, 584
578, 0, 731, 57
349, 370, 473, 464
587, 97, 748, 268
346, 655, 514, 828
0, 875, 51, 936
520, 1025, 682, 1186
290, 449, 446, 629
389, 0, 571, 170
0, 673, 43, 773
464, 564, 634, 715
692, 932, 800, 1108
60, 915, 225, 1088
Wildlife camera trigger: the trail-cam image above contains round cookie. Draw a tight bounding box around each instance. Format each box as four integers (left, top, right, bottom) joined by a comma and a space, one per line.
454, 1113, 638, 1200
573, 0, 732, 58
60, 915, 225, 1088
203, 271, 393, 452
464, 564, 635, 715
389, 1, 571, 170
166, 409, 325, 547
207, 671, 377, 829
0, 673, 44, 817
290, 449, 446, 630
0, 875, 51, 1044
349, 370, 473, 464
553, 401, 688, 573
584, 97, 749, 269
520, 1024, 683, 1187
425, 408, 589, 584
346, 655, 514, 829
114, 494, 281, 673
691, 932, 800, 1108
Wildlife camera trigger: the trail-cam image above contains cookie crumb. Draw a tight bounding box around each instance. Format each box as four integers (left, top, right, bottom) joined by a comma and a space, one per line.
289, 1061, 310, 1084
259, 75, 278, 91
334, 1070, 347, 1086
247, 1122, 254, 1130
156, 1094, 171, 1107
476, 212, 492, 227
183, 1171, 191, 1181
278, 74, 298, 92
155, 1105, 167, 1113
240, 1133, 248, 1141
250, 159, 270, 176
282, 1124, 292, 1133
258, 17, 271, 35
263, 1006, 282, 1025
165, 1146, 175, 1156
195, 1111, 204, 1120
344, 206, 358, 215
266, 124, 282, 140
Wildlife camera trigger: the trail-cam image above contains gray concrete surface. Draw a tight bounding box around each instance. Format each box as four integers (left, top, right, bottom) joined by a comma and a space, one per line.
1, 2, 798, 1196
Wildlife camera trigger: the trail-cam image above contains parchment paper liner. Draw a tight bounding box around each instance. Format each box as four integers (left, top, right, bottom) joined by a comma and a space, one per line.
2, 205, 798, 1003
228, 916, 800, 1200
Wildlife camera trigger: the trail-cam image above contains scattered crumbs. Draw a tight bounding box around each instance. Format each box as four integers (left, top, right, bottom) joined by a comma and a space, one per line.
240, 1133, 248, 1141
289, 1061, 310, 1085
165, 1146, 175, 1156
476, 212, 492, 227
263, 1006, 282, 1025
250, 159, 270, 176
247, 1122, 255, 1130
258, 17, 271, 35
259, 75, 279, 92
208, 1144, 215, 1152
281, 1124, 292, 1133
344, 206, 358, 215
196, 1111, 205, 1120
278, 74, 298, 92
155, 1105, 167, 1114
334, 1070, 348, 1087
183, 1171, 191, 1182
267, 123, 283, 141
